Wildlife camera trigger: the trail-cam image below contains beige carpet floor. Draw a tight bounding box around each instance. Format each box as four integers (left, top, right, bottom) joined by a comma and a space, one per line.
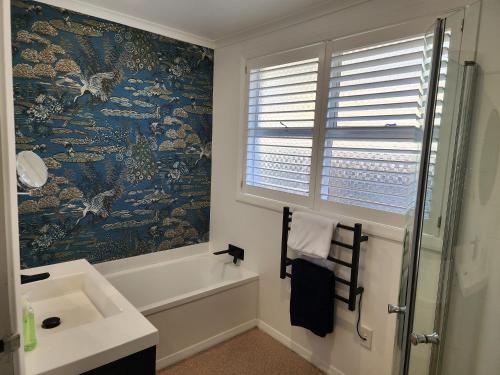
158, 328, 325, 375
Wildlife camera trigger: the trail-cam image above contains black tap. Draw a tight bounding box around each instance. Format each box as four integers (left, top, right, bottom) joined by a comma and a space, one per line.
213, 244, 244, 264
21, 272, 50, 284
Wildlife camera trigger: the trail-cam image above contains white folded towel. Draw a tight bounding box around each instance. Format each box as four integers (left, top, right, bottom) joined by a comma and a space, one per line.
287, 211, 336, 259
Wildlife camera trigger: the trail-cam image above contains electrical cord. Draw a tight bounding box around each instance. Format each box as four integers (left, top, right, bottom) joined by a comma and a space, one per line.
356, 288, 367, 341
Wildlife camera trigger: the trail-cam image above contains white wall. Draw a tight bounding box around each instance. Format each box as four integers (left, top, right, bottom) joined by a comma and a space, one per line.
441, 0, 500, 373
210, 0, 475, 374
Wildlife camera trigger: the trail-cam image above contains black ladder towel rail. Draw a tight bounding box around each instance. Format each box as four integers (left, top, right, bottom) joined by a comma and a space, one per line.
280, 206, 368, 311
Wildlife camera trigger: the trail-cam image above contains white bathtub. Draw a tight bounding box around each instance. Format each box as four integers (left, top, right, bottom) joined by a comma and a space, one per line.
106, 253, 258, 314
104, 252, 259, 369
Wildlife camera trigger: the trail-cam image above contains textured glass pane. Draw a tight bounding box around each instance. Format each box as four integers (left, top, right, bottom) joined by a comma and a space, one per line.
252, 182, 309, 196
252, 167, 310, 183
247, 160, 311, 175
252, 145, 312, 157
248, 151, 311, 165
322, 167, 417, 185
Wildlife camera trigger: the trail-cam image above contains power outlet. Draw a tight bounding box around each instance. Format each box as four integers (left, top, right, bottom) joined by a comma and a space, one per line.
359, 326, 373, 350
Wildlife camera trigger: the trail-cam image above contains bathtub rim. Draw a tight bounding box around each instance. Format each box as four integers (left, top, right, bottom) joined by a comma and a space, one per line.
104, 252, 259, 316
95, 243, 209, 276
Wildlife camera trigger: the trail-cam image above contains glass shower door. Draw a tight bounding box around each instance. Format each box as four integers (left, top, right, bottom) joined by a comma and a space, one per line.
392, 10, 470, 375
407, 11, 467, 375
390, 18, 445, 375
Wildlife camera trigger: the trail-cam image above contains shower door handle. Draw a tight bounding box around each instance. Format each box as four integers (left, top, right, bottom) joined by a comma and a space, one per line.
388, 304, 406, 314
410, 332, 440, 346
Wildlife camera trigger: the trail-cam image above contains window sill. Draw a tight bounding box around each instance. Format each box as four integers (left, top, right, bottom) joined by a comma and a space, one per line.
236, 191, 406, 243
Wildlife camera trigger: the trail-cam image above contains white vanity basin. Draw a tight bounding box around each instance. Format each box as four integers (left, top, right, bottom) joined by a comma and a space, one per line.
20, 259, 158, 375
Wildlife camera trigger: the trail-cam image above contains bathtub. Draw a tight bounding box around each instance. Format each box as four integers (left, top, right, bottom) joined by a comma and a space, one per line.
104, 252, 259, 369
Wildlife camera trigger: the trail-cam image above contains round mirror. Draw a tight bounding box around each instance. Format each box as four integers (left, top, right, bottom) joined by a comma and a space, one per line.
16, 151, 48, 189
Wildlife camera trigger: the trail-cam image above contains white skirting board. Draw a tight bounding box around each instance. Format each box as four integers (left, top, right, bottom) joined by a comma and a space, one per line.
156, 319, 258, 371
256, 320, 346, 375
156, 318, 346, 375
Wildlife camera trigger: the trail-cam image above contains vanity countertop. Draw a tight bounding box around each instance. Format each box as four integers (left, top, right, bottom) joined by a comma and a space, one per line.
21, 259, 158, 375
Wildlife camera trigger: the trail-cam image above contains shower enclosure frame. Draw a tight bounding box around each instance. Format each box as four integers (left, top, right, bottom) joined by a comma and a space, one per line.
396, 5, 480, 374
429, 60, 477, 375
398, 18, 447, 375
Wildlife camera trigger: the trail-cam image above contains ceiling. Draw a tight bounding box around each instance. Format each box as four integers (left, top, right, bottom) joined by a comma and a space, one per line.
79, 0, 335, 42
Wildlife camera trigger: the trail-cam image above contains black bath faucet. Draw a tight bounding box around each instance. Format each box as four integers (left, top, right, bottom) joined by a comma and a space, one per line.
213, 244, 244, 264
20, 272, 50, 284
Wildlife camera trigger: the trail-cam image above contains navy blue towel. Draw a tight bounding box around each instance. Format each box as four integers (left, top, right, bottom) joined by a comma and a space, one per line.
290, 258, 335, 337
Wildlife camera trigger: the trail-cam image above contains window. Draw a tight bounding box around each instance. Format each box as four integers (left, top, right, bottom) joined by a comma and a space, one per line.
321, 36, 431, 214
245, 45, 322, 203
242, 31, 449, 219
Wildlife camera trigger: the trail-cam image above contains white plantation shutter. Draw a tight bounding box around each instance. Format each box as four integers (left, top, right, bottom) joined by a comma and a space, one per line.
242, 31, 450, 217
245, 56, 320, 197
321, 34, 449, 214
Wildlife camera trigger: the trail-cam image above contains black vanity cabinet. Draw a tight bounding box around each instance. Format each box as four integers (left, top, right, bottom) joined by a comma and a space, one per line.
82, 346, 156, 375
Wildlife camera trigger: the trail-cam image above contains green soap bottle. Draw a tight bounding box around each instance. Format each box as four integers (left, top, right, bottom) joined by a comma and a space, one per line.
22, 295, 37, 352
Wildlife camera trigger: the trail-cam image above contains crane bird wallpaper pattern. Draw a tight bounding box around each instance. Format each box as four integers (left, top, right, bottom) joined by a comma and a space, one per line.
11, 1, 213, 268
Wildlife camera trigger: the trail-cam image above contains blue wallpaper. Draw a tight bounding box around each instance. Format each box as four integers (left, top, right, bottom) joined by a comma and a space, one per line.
12, 1, 213, 268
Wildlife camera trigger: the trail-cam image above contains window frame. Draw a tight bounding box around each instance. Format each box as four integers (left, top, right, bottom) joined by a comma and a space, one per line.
237, 18, 454, 230
240, 43, 327, 208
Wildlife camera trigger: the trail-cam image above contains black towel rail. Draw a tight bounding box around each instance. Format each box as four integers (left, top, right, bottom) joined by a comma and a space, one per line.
280, 206, 368, 311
